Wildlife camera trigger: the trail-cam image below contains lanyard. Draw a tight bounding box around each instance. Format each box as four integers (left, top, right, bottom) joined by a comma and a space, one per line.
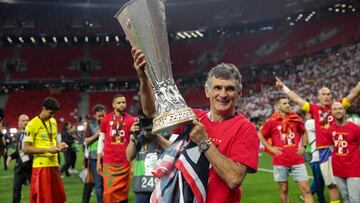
112, 113, 124, 135
18, 130, 24, 150
38, 116, 53, 141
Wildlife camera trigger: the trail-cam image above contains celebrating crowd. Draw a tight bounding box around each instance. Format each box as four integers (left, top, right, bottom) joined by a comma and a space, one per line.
1, 41, 360, 203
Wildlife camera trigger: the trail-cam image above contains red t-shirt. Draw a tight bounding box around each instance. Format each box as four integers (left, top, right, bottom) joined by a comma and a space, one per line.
309, 103, 337, 148
100, 112, 135, 165
192, 109, 259, 203
323, 122, 360, 178
261, 119, 305, 166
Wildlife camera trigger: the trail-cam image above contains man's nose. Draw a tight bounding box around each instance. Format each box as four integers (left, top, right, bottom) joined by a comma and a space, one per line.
219, 88, 227, 97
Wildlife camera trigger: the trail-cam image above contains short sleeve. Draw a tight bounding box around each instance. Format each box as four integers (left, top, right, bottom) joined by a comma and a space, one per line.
260, 121, 271, 139
230, 122, 259, 173
23, 123, 35, 143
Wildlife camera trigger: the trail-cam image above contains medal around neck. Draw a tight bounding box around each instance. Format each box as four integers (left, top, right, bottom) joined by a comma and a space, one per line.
115, 0, 195, 134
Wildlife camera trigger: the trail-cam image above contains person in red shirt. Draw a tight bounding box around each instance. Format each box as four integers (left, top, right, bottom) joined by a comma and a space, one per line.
258, 95, 313, 203
324, 102, 360, 203
96, 94, 136, 203
275, 77, 360, 203
132, 48, 259, 203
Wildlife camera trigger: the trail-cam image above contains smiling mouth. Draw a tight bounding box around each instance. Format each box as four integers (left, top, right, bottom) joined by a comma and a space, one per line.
216, 99, 229, 105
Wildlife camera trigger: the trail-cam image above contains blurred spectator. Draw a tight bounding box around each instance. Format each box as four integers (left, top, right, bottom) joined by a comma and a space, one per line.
60, 122, 77, 176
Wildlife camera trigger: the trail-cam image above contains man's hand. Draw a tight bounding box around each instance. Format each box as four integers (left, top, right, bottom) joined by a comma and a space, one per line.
47, 146, 61, 154
275, 76, 285, 89
268, 146, 283, 156
297, 146, 306, 155
59, 142, 68, 152
131, 47, 147, 78
189, 119, 208, 145
96, 161, 102, 176
130, 121, 141, 135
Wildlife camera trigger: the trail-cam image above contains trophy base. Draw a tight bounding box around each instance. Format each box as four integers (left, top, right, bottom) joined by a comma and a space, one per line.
152, 107, 196, 134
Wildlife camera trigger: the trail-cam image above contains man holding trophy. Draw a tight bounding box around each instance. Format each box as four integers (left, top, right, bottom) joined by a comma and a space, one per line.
133, 49, 259, 202
115, 0, 259, 202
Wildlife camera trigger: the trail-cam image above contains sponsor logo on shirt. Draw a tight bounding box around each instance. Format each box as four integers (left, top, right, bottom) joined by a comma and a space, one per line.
332, 131, 348, 156
278, 126, 295, 147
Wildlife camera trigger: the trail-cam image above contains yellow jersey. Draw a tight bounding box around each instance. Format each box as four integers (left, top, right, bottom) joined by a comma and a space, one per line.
23, 116, 59, 168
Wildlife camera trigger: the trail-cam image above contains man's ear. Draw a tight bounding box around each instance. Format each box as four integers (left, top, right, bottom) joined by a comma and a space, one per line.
205, 86, 210, 98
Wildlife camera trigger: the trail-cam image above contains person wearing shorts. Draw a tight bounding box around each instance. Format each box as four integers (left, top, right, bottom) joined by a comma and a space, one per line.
259, 95, 313, 203
276, 78, 360, 203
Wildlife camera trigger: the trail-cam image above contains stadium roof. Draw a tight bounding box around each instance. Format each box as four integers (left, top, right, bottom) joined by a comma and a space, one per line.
0, 0, 355, 32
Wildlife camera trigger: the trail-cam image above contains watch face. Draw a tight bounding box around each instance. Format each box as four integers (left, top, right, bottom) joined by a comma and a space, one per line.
199, 140, 210, 152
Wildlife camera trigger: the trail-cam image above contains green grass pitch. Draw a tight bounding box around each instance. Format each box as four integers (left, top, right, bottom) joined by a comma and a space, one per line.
0, 151, 325, 202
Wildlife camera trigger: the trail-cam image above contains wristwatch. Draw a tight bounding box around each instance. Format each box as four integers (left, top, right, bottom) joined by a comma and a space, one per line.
198, 139, 212, 153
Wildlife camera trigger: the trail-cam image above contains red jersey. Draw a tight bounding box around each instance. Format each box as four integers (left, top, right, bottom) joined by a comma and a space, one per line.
100, 112, 135, 165
302, 98, 350, 148
324, 122, 360, 178
261, 118, 305, 166
308, 103, 335, 148
193, 109, 259, 203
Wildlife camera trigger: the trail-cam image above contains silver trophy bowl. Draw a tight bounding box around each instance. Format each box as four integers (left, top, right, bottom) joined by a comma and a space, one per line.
115, 0, 195, 134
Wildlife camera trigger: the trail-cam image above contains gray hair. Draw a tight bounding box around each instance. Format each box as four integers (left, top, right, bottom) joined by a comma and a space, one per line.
205, 63, 243, 90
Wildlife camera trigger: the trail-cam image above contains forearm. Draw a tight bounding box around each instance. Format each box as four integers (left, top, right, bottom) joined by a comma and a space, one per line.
126, 140, 137, 161
23, 143, 49, 154
97, 153, 102, 164
258, 133, 272, 149
345, 82, 360, 103
139, 77, 156, 118
204, 144, 247, 189
302, 132, 308, 146
282, 86, 306, 106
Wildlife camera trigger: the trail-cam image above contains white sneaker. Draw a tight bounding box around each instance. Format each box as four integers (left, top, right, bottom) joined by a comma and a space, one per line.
69, 169, 79, 174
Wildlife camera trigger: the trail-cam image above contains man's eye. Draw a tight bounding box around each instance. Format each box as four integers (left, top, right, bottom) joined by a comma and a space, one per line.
226, 87, 235, 91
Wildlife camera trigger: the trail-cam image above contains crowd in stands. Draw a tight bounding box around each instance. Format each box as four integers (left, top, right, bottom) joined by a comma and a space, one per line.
238, 42, 360, 124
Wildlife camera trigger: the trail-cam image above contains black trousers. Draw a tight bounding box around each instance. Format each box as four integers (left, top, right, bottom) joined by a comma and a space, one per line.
3, 152, 8, 170
12, 165, 31, 203
70, 149, 77, 169
61, 147, 77, 175
82, 182, 94, 203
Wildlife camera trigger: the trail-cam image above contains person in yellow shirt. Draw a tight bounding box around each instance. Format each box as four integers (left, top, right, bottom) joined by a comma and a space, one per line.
23, 97, 68, 203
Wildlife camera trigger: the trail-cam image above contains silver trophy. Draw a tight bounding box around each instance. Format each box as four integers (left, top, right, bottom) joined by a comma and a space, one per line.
115, 0, 195, 134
